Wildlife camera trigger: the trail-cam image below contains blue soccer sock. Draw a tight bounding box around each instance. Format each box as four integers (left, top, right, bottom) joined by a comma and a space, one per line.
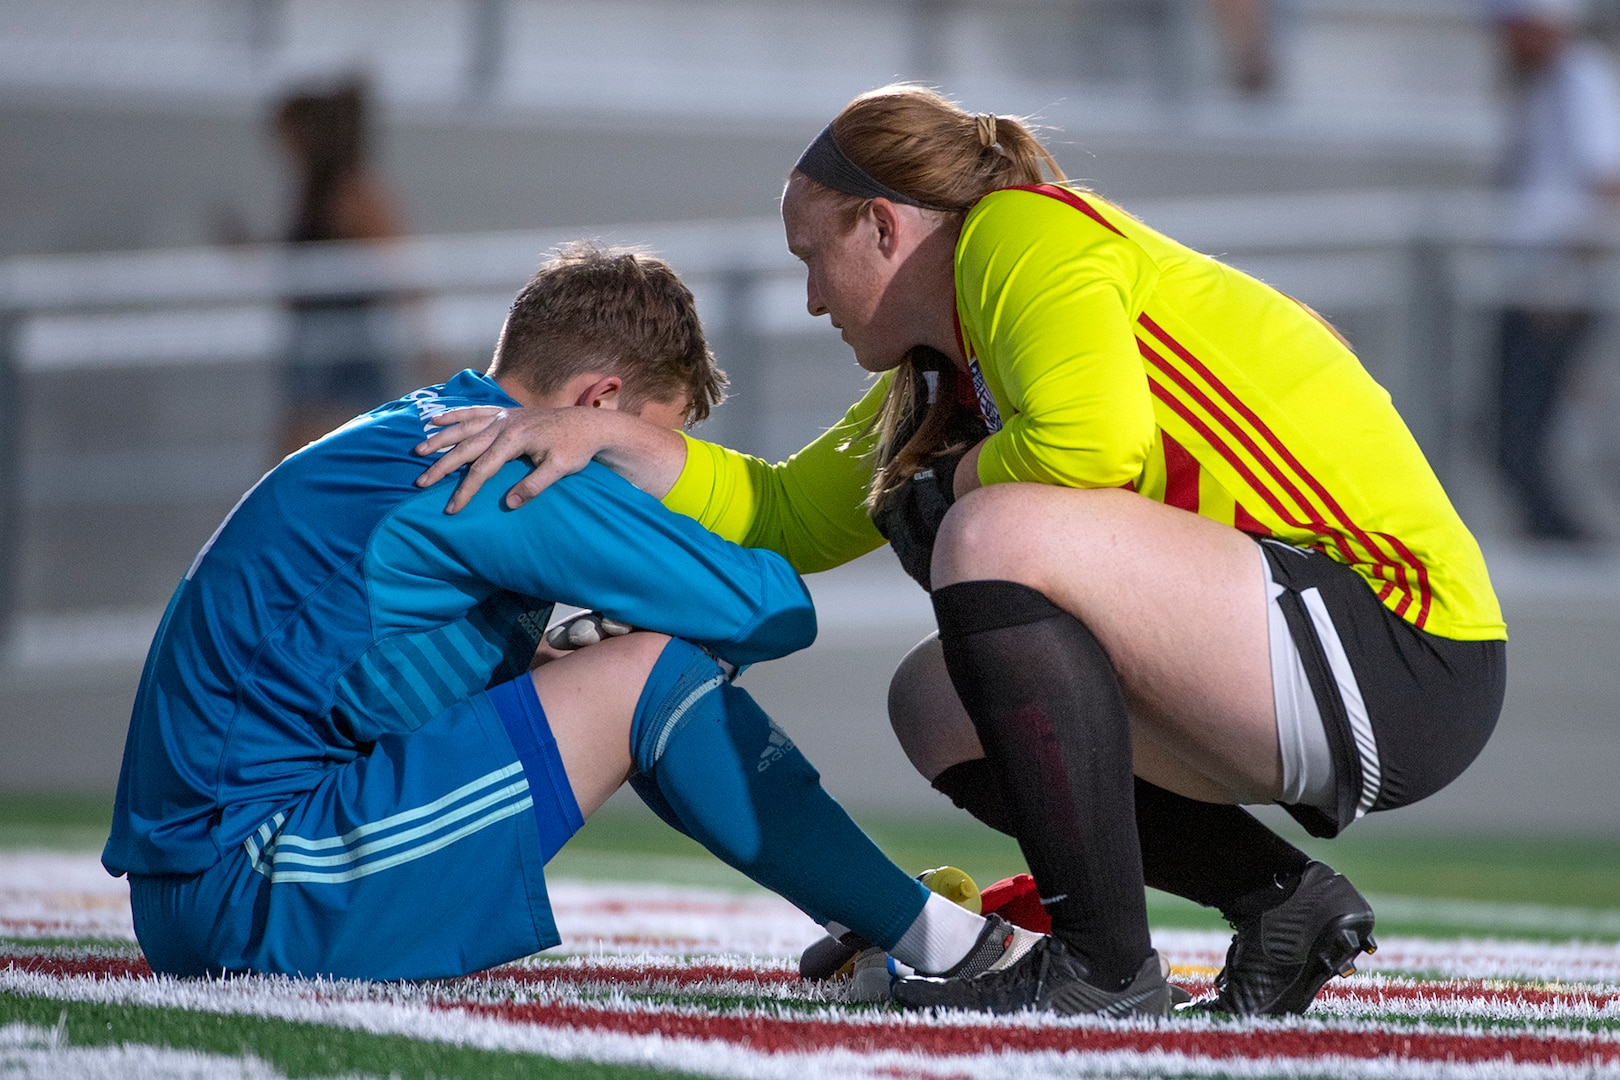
629, 638, 929, 952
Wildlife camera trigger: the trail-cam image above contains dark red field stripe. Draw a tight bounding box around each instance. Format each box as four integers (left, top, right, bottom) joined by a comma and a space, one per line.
18, 952, 1616, 1016
1320, 979, 1620, 1011
14, 949, 1615, 1066
2, 954, 152, 980
474, 962, 799, 990
451, 998, 1618, 1068
1137, 314, 1433, 627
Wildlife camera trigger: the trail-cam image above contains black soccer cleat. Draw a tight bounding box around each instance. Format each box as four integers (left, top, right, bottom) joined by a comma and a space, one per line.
1196, 860, 1377, 1016
893, 936, 1174, 1018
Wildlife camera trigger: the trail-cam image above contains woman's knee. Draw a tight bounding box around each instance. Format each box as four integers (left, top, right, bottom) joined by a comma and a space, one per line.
932, 484, 1134, 588
932, 485, 1028, 583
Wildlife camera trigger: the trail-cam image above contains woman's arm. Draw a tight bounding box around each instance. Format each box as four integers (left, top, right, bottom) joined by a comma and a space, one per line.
665, 394, 888, 572
415, 383, 893, 575
956, 189, 1161, 490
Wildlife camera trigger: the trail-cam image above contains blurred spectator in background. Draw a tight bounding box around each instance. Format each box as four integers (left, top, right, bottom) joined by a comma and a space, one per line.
1212, 0, 1277, 97
274, 75, 412, 459
1491, 0, 1620, 542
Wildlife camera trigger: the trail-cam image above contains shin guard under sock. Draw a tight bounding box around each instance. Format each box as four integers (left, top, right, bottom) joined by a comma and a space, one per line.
933, 579, 1151, 989
937, 760, 1312, 920
629, 638, 928, 952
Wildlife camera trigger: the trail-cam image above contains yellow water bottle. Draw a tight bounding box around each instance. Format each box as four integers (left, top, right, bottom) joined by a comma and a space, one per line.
918, 865, 982, 913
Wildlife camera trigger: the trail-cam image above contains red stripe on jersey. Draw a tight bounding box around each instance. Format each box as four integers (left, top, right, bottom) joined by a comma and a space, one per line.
1146, 374, 1304, 528
1137, 314, 1432, 628
1006, 184, 1127, 237
1162, 431, 1201, 513
1139, 338, 1346, 555
1375, 530, 1431, 625
1233, 501, 1270, 537
1144, 330, 1412, 615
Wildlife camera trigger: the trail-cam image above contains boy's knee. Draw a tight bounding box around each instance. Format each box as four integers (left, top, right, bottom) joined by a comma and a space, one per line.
629, 637, 729, 774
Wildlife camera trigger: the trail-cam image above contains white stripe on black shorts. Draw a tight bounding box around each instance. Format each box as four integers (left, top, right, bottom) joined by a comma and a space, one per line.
1256, 538, 1505, 838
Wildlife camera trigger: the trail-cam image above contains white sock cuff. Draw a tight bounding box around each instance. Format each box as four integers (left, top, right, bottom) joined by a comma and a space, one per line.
889, 891, 988, 975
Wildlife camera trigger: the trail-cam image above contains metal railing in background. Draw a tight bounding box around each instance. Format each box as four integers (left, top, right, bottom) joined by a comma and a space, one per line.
0, 0, 1497, 121
2, 188, 1616, 652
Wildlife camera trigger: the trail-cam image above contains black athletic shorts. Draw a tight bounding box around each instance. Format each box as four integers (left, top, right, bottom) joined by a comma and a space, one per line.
1258, 539, 1506, 838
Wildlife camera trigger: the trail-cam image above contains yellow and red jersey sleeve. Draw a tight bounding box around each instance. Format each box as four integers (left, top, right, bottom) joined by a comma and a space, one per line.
956, 186, 1161, 489
956, 186, 1505, 641
661, 379, 888, 574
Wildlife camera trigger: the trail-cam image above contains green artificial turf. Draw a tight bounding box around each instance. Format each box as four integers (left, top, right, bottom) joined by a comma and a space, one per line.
1288, 831, 1620, 911
0, 792, 114, 851
2, 792, 1617, 1078
0, 994, 696, 1080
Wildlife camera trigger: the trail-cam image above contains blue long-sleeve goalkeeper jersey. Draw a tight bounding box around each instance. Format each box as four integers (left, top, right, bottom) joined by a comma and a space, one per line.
103, 369, 817, 879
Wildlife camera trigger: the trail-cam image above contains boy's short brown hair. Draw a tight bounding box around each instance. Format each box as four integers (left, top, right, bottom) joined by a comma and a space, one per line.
490, 241, 726, 425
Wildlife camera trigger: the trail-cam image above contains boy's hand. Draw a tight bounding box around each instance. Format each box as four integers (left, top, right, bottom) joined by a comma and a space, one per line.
414, 406, 510, 510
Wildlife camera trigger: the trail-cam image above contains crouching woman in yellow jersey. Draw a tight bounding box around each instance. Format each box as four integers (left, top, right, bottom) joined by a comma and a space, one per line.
418, 85, 1506, 1020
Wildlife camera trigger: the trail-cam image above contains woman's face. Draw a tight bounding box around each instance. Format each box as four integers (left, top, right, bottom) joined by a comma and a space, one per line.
782, 176, 914, 373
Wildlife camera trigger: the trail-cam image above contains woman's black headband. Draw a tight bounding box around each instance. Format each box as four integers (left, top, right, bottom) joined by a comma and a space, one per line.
793, 124, 951, 212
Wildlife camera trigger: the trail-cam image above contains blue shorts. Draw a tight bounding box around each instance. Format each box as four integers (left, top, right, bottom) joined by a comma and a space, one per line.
129, 675, 584, 980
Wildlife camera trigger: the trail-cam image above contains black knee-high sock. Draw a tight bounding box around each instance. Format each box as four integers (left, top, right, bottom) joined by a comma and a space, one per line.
1132, 781, 1312, 920
932, 579, 1150, 989
934, 762, 1313, 923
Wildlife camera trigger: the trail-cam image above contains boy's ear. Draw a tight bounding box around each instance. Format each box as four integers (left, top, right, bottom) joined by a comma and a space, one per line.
572, 375, 625, 410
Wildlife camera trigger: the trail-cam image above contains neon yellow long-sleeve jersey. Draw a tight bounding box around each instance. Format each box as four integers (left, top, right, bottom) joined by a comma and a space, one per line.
666, 185, 1504, 641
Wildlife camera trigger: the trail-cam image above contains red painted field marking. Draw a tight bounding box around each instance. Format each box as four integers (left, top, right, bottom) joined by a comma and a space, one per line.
446, 997, 1617, 1068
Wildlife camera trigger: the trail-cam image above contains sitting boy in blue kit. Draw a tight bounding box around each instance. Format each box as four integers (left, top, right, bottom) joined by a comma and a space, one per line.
102, 243, 1036, 982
